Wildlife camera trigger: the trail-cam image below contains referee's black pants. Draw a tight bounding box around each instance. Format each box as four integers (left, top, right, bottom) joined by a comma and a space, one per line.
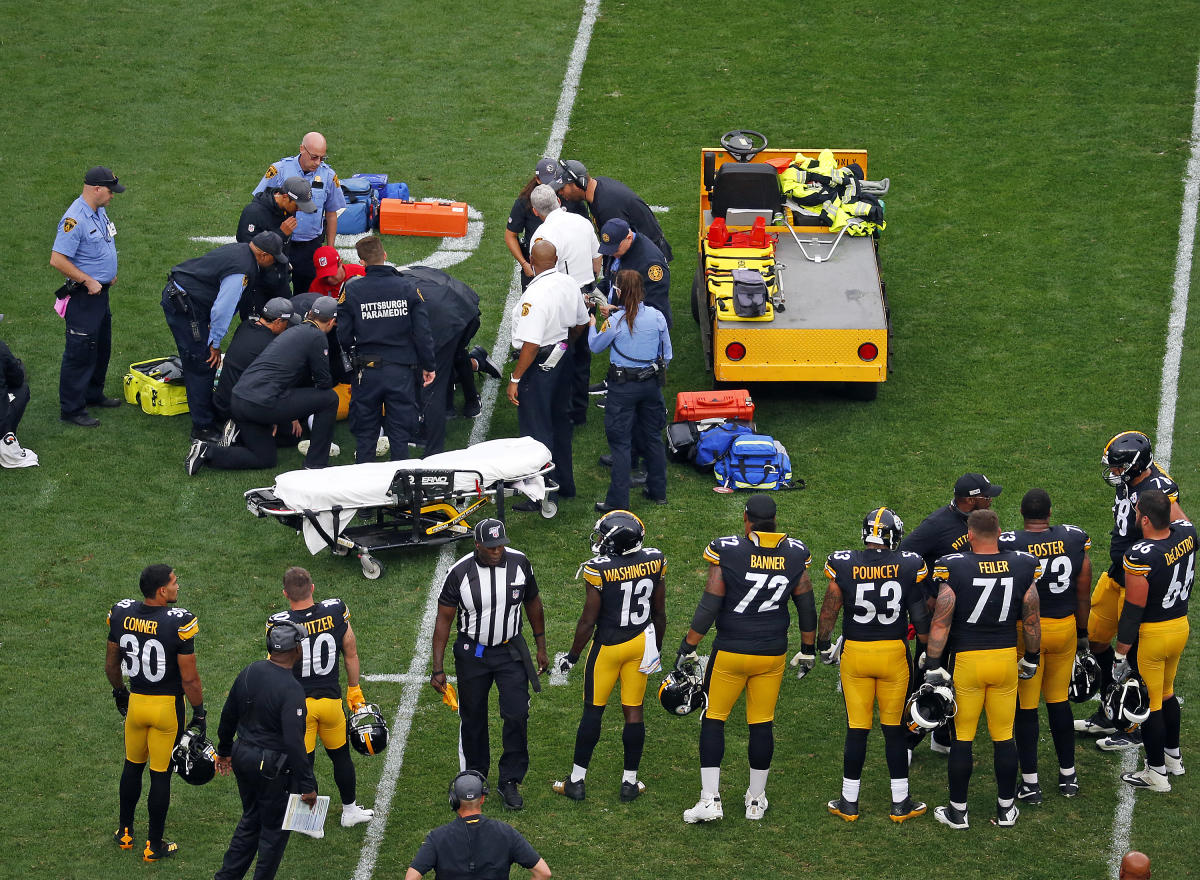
453, 639, 530, 786
214, 742, 294, 880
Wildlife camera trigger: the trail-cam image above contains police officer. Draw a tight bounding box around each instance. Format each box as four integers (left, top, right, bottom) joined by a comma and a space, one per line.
429, 519, 549, 811
163, 230, 289, 441
0, 332, 36, 467
551, 159, 672, 262
213, 621, 317, 880
338, 235, 436, 463
236, 176, 317, 319
528, 183, 601, 426
405, 772, 552, 880
589, 270, 671, 512
51, 166, 124, 427
507, 240, 589, 505
212, 297, 299, 441
253, 132, 347, 295
186, 297, 340, 474
595, 218, 672, 328
396, 264, 482, 455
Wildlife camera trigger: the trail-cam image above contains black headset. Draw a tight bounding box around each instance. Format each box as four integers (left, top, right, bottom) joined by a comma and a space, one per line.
559, 159, 589, 190
448, 770, 489, 810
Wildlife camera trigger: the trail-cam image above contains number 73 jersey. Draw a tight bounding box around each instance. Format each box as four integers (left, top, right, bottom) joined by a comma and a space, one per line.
107, 600, 199, 696
933, 551, 1043, 651
824, 549, 928, 641
581, 547, 666, 645
704, 532, 812, 656
268, 599, 350, 699
1124, 519, 1197, 622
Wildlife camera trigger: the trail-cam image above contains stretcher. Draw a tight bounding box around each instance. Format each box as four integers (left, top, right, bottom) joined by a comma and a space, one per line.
244, 437, 558, 579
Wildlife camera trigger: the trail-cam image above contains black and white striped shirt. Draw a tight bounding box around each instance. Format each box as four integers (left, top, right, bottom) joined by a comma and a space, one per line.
438, 549, 539, 646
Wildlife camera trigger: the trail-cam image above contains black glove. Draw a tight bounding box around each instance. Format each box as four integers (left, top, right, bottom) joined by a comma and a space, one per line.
675, 638, 698, 673
188, 705, 207, 738
113, 686, 130, 718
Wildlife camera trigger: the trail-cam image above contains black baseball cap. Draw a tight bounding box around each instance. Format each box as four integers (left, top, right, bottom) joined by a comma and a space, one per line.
251, 230, 290, 266
954, 473, 1002, 498
474, 518, 509, 547
534, 157, 561, 185
309, 295, 339, 319
261, 297, 299, 324
598, 218, 631, 255
84, 166, 125, 192
266, 621, 307, 653
745, 494, 776, 520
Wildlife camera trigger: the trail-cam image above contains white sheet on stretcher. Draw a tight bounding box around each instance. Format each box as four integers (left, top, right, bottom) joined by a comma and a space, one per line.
271, 437, 552, 554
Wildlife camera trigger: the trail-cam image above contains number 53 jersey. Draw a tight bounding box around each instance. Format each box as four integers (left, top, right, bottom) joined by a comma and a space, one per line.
107, 599, 199, 695
704, 531, 812, 656
824, 548, 929, 641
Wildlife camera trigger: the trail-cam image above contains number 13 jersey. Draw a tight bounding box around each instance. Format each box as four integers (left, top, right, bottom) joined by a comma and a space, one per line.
581, 547, 666, 646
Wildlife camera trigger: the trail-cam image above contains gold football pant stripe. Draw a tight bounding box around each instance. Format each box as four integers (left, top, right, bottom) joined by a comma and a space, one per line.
953, 647, 1017, 742
839, 639, 908, 728
703, 650, 785, 724
306, 696, 348, 751
125, 693, 183, 772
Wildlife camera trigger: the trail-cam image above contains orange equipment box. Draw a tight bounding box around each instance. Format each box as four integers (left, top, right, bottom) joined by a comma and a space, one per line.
379, 199, 468, 237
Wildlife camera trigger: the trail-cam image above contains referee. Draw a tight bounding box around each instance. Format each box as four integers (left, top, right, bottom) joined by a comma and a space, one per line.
429, 519, 549, 811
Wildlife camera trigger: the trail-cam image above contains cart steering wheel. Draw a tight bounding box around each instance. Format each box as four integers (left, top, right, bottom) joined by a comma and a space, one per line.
719, 130, 768, 163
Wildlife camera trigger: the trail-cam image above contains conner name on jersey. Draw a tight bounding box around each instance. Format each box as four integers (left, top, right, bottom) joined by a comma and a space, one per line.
121, 617, 159, 634
359, 300, 409, 319
597, 557, 664, 583
852, 563, 901, 581
750, 554, 788, 570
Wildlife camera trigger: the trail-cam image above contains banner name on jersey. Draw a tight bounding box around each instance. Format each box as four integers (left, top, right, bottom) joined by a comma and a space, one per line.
122, 616, 158, 634
1164, 535, 1195, 566
602, 558, 663, 582
359, 300, 409, 319
851, 563, 900, 581
750, 553, 788, 570
977, 559, 1010, 574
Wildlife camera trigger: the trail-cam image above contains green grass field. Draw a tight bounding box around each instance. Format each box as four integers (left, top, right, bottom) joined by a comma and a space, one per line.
3, 1, 1200, 878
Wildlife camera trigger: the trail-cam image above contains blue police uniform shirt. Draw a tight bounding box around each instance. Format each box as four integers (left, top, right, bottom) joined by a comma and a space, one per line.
253, 155, 346, 242
53, 197, 118, 284
588, 304, 672, 367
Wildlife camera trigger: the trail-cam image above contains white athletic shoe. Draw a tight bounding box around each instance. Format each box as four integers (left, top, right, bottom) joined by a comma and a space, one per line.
1122, 766, 1171, 792
744, 789, 769, 820
297, 440, 340, 457
0, 432, 38, 468
340, 802, 374, 827
296, 826, 324, 839
376, 435, 390, 457
683, 792, 723, 824
1165, 754, 1186, 776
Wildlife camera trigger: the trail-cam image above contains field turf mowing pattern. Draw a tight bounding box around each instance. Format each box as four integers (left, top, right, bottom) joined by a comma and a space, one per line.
2, 2, 1199, 878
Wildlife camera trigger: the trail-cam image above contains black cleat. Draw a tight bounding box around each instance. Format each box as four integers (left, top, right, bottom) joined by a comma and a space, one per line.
552, 778, 585, 801
499, 780, 524, 810
620, 780, 646, 803
144, 839, 179, 862
1016, 780, 1043, 804
1058, 772, 1080, 797
889, 797, 927, 823
827, 796, 859, 822
114, 826, 134, 850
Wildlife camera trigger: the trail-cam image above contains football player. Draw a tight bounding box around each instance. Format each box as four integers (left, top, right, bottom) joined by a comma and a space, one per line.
551, 510, 666, 803
267, 566, 374, 832
676, 494, 815, 823
1078, 431, 1186, 748
925, 510, 1042, 829
999, 489, 1092, 800
105, 564, 205, 861
1114, 489, 1194, 791
821, 508, 931, 823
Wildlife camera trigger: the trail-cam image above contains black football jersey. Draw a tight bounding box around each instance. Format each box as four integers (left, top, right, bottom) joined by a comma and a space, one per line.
824, 548, 928, 641
581, 547, 666, 646
1123, 520, 1197, 623
899, 503, 971, 599
268, 598, 351, 699
107, 600, 199, 696
999, 524, 1091, 619
932, 550, 1042, 651
1110, 464, 1180, 568
703, 531, 811, 656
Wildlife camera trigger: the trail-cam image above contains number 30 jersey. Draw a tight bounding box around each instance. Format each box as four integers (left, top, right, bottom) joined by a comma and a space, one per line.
704, 531, 811, 656
268, 598, 350, 699
933, 551, 1043, 652
581, 547, 666, 646
999, 525, 1090, 619
824, 548, 928, 641
107, 600, 199, 696
1123, 520, 1197, 623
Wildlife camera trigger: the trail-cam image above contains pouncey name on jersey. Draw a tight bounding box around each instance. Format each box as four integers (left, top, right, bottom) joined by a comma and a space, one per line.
933, 551, 1043, 651
824, 548, 928, 641
581, 547, 666, 645
1124, 520, 1197, 622
999, 525, 1091, 619
107, 600, 199, 695
268, 598, 350, 699
704, 532, 811, 656
1110, 464, 1180, 567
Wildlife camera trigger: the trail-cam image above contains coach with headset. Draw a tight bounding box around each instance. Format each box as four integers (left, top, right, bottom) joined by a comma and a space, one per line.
405, 771, 551, 880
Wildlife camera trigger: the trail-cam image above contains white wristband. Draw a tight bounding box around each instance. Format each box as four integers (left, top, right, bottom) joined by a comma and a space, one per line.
509, 376, 520, 384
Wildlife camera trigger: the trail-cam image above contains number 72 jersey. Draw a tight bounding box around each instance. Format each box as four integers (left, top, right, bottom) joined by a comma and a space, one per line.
933, 551, 1042, 651
1124, 519, 1197, 622
107, 599, 199, 696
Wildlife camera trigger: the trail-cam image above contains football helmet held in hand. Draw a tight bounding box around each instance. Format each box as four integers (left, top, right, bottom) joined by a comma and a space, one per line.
348, 704, 390, 756
659, 667, 706, 716
905, 681, 957, 733
172, 730, 217, 786
1068, 651, 1102, 703
862, 507, 905, 550
1103, 678, 1150, 733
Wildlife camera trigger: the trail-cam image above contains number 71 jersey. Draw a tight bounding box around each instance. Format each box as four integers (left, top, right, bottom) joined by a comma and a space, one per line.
268, 599, 350, 699
933, 551, 1042, 651
704, 532, 812, 656
581, 547, 666, 645
107, 600, 199, 696
824, 549, 928, 641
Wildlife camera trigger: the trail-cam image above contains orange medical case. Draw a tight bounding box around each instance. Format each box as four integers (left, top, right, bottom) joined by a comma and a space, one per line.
674, 389, 755, 423
379, 199, 468, 237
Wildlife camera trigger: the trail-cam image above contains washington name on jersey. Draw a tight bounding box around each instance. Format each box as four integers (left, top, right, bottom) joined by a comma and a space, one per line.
581, 547, 666, 645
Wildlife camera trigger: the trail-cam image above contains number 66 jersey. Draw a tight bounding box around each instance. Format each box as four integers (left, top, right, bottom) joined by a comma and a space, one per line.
107, 599, 199, 696
1124, 519, 1198, 623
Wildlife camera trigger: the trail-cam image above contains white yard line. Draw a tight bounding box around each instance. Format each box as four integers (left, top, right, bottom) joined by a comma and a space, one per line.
350, 3, 602, 878
1106, 52, 1200, 880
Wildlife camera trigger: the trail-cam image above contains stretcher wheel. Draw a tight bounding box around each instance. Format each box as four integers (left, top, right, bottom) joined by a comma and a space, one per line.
360, 554, 386, 580
539, 499, 558, 519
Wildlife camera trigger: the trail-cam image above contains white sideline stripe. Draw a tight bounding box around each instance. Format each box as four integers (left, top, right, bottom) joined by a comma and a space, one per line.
361, 672, 456, 685
649, 205, 670, 213
1106, 51, 1200, 880
352, 4, 601, 879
